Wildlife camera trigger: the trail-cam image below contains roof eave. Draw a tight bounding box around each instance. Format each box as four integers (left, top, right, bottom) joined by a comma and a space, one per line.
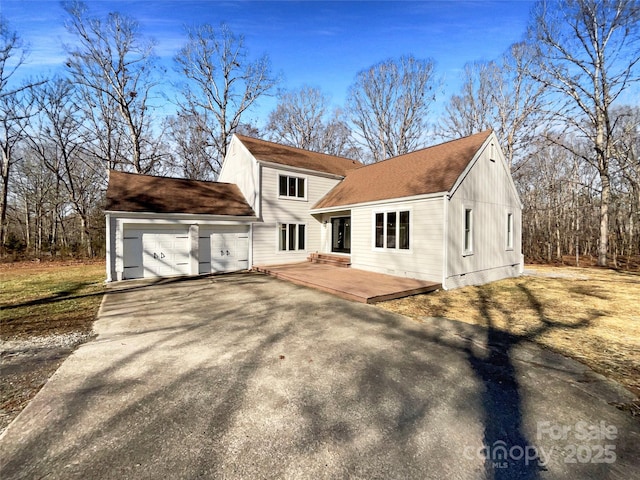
105, 210, 257, 221
255, 159, 348, 180
310, 191, 448, 214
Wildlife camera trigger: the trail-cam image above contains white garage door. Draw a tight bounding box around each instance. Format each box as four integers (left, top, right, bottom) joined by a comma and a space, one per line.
123, 229, 190, 279
199, 227, 249, 274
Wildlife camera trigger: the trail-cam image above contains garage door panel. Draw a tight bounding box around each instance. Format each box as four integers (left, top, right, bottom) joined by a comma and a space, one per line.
202, 227, 250, 274
142, 231, 190, 278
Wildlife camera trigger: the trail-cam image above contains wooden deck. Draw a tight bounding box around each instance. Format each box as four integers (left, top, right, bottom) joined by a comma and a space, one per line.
254, 263, 441, 304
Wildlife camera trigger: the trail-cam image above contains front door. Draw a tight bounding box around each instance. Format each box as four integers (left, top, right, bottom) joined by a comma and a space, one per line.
331, 217, 351, 254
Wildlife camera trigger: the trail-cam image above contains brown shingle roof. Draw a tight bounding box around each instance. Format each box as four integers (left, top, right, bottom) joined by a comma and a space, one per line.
314, 131, 492, 209
236, 134, 363, 176
106, 171, 255, 216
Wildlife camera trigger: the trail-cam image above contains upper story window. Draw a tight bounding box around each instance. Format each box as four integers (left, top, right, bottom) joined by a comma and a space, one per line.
374, 210, 410, 250
279, 174, 306, 199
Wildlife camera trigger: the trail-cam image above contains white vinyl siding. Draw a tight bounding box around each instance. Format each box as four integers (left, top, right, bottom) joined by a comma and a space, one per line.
251, 165, 342, 265
350, 198, 443, 283
446, 135, 522, 288
217, 137, 260, 215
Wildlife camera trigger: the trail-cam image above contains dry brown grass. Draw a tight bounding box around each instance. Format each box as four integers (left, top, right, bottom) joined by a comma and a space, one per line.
380, 265, 640, 398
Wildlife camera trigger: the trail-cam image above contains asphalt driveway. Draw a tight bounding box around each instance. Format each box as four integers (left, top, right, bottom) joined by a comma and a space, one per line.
1, 272, 638, 479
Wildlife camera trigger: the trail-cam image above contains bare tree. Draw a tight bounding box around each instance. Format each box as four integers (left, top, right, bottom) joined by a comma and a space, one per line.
175, 23, 278, 175
266, 86, 328, 149
165, 113, 216, 180
63, 1, 161, 173
27, 78, 102, 256
440, 61, 495, 138
440, 43, 545, 169
266, 86, 357, 157
528, 0, 640, 266
0, 18, 42, 251
346, 55, 438, 162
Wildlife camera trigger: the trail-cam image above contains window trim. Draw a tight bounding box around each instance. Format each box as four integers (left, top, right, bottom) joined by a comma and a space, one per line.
463, 206, 473, 256
278, 174, 307, 201
278, 223, 307, 252
372, 209, 412, 252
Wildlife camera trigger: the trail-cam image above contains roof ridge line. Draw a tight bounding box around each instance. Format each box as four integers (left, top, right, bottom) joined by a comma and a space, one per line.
363, 130, 493, 167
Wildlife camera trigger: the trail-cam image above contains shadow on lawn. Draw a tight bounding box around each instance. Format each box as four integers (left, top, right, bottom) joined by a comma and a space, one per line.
1, 272, 258, 312
458, 284, 599, 479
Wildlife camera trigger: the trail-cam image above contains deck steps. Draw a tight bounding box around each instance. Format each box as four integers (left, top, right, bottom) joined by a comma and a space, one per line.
308, 253, 351, 268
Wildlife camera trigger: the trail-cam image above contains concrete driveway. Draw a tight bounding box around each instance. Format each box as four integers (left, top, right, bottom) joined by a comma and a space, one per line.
1, 272, 638, 479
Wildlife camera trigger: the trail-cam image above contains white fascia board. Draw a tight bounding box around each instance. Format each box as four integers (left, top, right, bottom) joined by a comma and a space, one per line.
105, 211, 257, 224
256, 160, 346, 180
309, 191, 447, 214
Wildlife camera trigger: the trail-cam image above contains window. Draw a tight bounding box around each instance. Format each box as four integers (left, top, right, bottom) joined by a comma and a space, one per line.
279, 174, 305, 199
464, 208, 473, 254
375, 213, 384, 248
506, 213, 513, 250
374, 210, 410, 249
279, 223, 306, 251
386, 212, 396, 248
399, 211, 410, 250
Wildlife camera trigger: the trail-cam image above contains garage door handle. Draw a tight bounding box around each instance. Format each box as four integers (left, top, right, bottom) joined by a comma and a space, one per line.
220, 250, 225, 256
153, 252, 157, 259
226, 250, 230, 256
161, 252, 165, 259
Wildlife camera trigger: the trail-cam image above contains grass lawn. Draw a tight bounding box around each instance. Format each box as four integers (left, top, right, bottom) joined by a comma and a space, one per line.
380, 265, 640, 403
0, 261, 106, 339
0, 261, 106, 432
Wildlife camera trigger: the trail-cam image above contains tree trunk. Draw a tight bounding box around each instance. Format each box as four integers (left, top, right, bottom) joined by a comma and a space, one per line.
598, 170, 611, 267
0, 147, 10, 252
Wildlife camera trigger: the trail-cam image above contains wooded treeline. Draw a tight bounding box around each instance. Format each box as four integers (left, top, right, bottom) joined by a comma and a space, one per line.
1, 0, 639, 268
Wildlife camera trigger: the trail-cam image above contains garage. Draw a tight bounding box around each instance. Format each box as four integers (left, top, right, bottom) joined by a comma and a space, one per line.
199, 226, 250, 274
123, 229, 190, 280
105, 171, 256, 282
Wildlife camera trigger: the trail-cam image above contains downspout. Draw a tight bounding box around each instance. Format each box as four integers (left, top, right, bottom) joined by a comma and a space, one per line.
442, 194, 449, 290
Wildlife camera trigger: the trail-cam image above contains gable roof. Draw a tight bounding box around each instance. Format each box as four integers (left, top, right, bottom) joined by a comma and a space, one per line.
313, 131, 492, 210
106, 171, 255, 216
235, 134, 363, 177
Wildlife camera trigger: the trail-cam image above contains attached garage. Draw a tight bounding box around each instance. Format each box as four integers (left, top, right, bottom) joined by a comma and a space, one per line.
122, 228, 191, 280
105, 171, 256, 282
199, 226, 250, 275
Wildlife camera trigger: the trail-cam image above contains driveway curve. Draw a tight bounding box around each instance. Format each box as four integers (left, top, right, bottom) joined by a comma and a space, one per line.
1, 272, 638, 479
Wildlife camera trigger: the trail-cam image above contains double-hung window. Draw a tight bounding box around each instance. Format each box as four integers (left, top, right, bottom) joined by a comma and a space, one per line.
374, 211, 410, 250
279, 223, 306, 251
279, 174, 305, 199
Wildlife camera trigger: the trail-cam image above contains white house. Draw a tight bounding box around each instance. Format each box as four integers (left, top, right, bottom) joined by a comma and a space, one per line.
105, 130, 523, 289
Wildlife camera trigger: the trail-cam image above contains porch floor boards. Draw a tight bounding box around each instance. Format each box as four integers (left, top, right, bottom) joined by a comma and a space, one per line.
253, 262, 441, 304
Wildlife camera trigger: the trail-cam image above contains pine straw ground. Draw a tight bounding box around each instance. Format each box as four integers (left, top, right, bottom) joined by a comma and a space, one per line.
380, 265, 640, 415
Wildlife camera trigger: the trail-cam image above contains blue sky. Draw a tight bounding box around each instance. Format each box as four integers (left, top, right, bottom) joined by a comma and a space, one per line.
1, 0, 535, 125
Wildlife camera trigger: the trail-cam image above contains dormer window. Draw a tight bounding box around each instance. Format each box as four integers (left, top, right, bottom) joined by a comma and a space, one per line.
279, 174, 306, 199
